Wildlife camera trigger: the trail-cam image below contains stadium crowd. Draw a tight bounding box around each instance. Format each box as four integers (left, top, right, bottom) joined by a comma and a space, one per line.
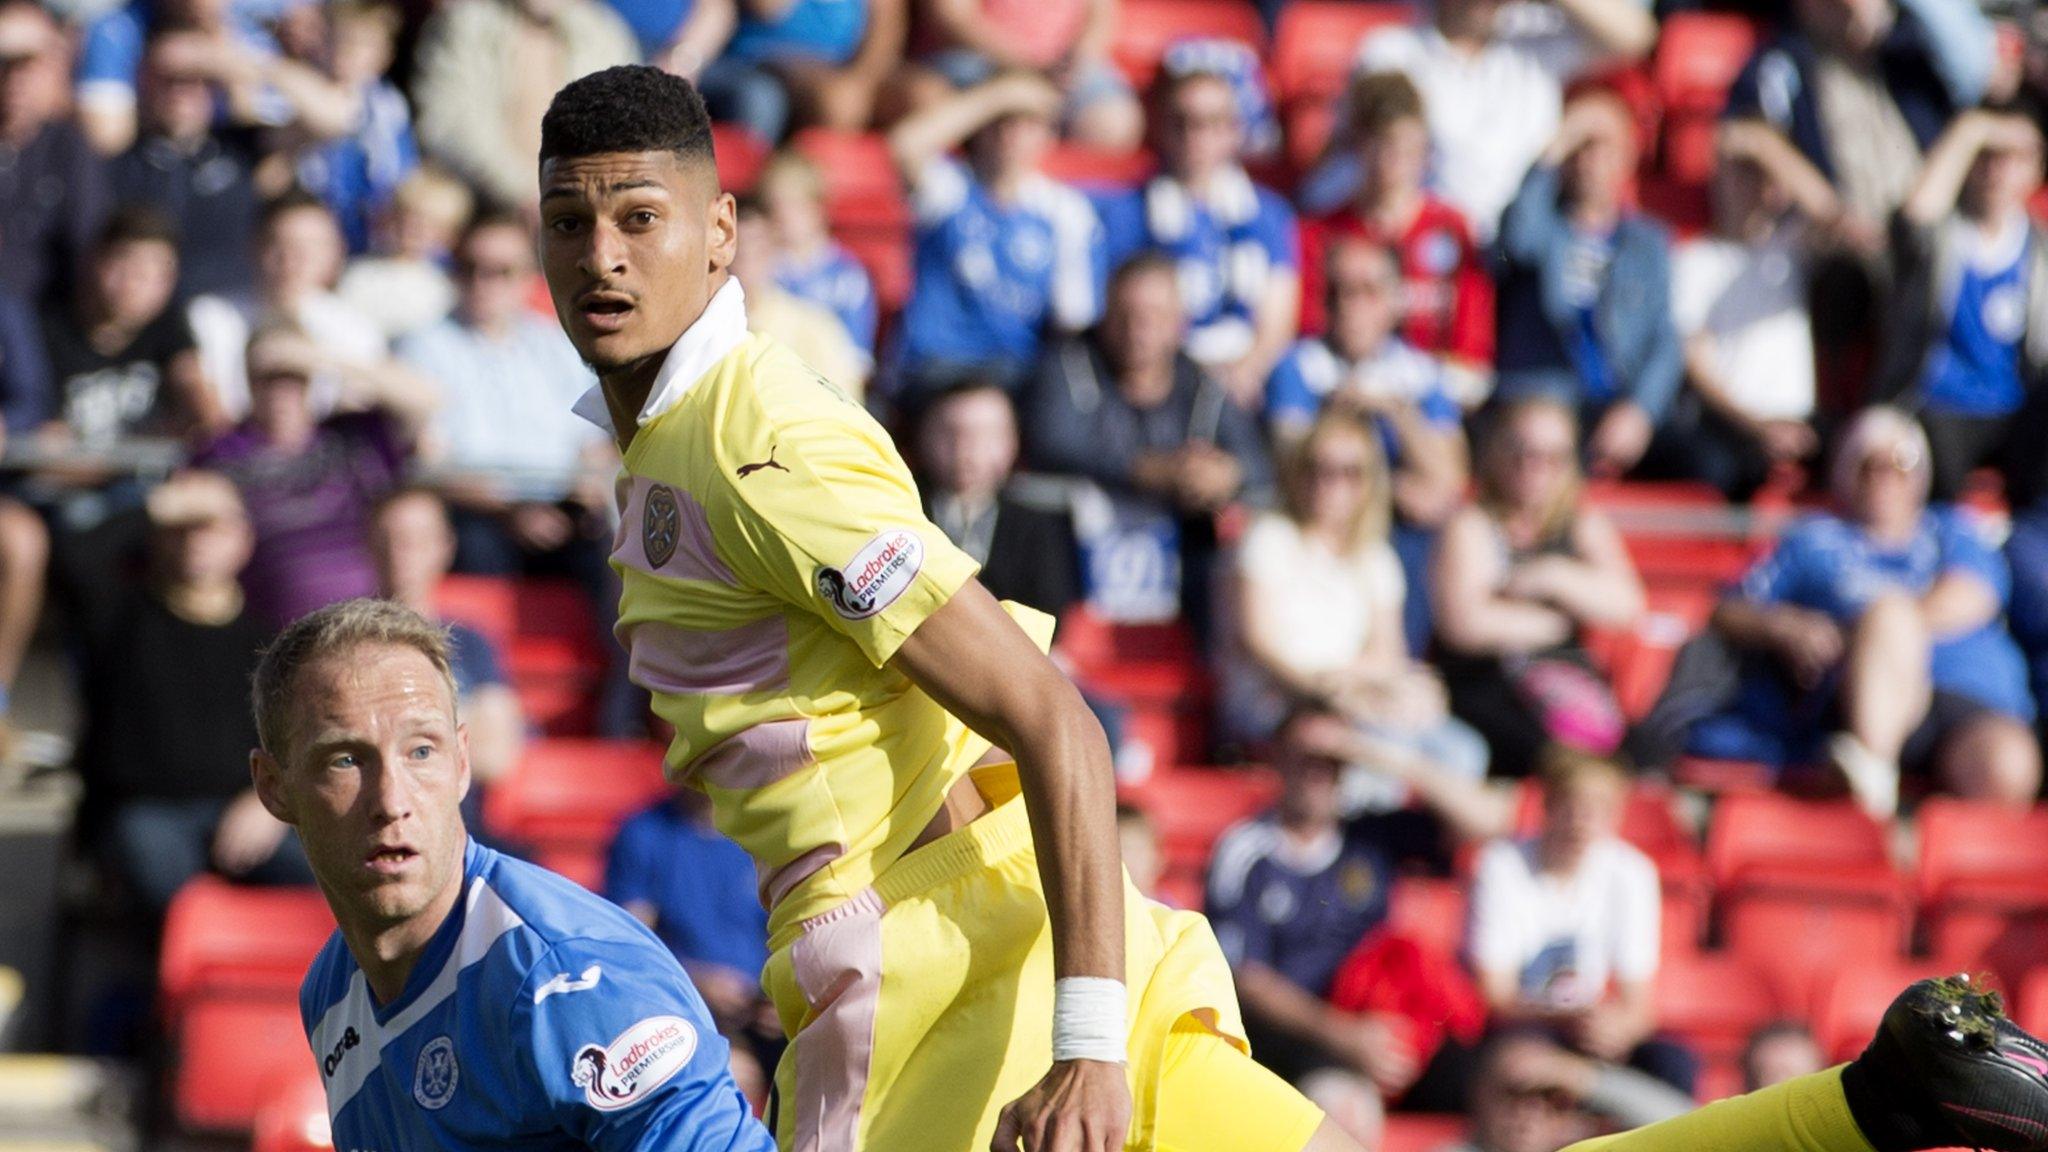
3, 0, 2048, 1145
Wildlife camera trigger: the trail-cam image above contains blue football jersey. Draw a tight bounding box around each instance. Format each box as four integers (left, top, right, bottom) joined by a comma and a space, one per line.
301, 840, 775, 1152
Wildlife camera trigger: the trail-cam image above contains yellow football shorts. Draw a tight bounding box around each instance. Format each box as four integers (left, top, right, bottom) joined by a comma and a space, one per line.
760, 767, 1326, 1152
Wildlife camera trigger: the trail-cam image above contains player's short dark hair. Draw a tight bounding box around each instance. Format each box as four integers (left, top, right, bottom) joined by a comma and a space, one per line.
539, 65, 715, 171
96, 204, 181, 252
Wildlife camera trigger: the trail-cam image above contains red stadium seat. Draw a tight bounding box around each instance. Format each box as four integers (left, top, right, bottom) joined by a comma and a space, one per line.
1652, 950, 1784, 1063
1056, 606, 1200, 669
1814, 959, 1974, 1062
1724, 892, 1907, 1014
434, 574, 517, 653
173, 993, 310, 1132
1380, 1113, 1467, 1152
483, 739, 672, 889
711, 124, 770, 193
1039, 144, 1155, 190
1653, 13, 1761, 115
1672, 757, 1776, 794
1916, 801, 2048, 907
1706, 794, 1900, 903
1926, 908, 2048, 994
1271, 1, 1414, 107
1386, 875, 1467, 960
836, 224, 914, 316
159, 879, 334, 1021
1111, 0, 1267, 89
2020, 967, 2048, 1037
1125, 765, 1282, 878
1589, 584, 1717, 721
791, 129, 908, 230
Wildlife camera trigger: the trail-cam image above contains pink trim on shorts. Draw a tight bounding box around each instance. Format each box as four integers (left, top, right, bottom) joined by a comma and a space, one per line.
760, 841, 846, 909
789, 888, 885, 1152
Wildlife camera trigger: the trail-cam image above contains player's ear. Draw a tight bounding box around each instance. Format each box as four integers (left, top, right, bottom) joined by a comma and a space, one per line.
705, 189, 737, 276
454, 722, 474, 803
251, 748, 295, 824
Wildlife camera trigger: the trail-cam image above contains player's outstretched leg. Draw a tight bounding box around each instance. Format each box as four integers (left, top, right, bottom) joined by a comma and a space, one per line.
1563, 975, 2048, 1152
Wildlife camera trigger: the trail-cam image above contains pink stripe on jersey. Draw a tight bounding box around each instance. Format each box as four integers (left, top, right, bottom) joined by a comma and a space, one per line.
760, 841, 846, 909
690, 718, 815, 791
627, 616, 790, 697
790, 888, 884, 1152
614, 476, 734, 585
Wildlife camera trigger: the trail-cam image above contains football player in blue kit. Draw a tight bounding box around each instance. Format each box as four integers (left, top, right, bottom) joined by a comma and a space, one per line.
250, 598, 775, 1151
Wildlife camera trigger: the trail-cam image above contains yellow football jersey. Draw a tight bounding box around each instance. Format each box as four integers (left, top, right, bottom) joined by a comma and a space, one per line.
588, 280, 1053, 945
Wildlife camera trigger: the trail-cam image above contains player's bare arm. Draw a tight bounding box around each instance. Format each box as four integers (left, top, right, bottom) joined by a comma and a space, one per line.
889, 579, 1133, 1152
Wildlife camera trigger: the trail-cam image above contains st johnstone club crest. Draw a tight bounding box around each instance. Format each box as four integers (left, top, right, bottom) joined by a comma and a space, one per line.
643, 484, 681, 568
413, 1035, 459, 1110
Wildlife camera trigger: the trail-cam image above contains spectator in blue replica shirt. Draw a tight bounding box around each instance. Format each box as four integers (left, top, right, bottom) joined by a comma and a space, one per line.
1207, 706, 1508, 1134
2004, 504, 2048, 744
696, 0, 906, 141
0, 0, 108, 306
1675, 407, 2039, 817
255, 600, 775, 1152
889, 72, 1102, 403
759, 149, 878, 361
1874, 109, 2048, 504
1496, 86, 1682, 481
606, 788, 769, 1034
1097, 65, 1300, 406
292, 0, 418, 255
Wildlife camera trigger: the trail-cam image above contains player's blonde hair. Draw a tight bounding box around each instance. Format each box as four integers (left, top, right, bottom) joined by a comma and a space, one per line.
252, 598, 457, 761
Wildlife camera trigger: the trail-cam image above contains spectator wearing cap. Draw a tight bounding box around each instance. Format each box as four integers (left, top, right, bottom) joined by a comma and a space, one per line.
1495, 86, 1682, 481
410, 0, 637, 210
889, 72, 1103, 403
1643, 406, 2039, 818
694, 0, 907, 142
898, 0, 1141, 152
0, 0, 109, 305
1338, 0, 1656, 241
1206, 707, 1508, 1142
195, 323, 433, 628
1301, 71, 1493, 400
1471, 750, 1695, 1093
758, 150, 878, 363
1873, 109, 2048, 505
1658, 121, 1837, 500
1096, 66, 1301, 406
74, 470, 309, 916
1023, 253, 1271, 629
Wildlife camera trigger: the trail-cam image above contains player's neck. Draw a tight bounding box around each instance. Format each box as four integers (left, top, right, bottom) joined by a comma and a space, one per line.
345, 870, 469, 1007
598, 354, 665, 453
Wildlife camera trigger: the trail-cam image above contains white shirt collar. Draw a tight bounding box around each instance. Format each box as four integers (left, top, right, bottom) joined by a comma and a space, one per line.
571, 278, 750, 433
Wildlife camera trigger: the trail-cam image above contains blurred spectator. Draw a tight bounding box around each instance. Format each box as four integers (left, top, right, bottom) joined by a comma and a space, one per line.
603, 0, 731, 66
39, 207, 223, 451
1441, 1029, 1696, 1152
0, 286, 49, 437
0, 491, 43, 725
1874, 108, 2048, 504
337, 165, 473, 342
189, 191, 400, 416
1741, 1021, 1826, 1092
1221, 408, 1485, 797
606, 786, 769, 1034
696, 0, 907, 141
398, 212, 613, 580
731, 197, 868, 398
1338, 0, 1656, 239
1023, 253, 1270, 627
1649, 407, 2039, 817
913, 380, 1081, 618
1158, 38, 1280, 165
1207, 707, 1507, 1135
759, 150, 877, 361
410, 0, 637, 210
74, 471, 308, 916
0, 0, 109, 305
2007, 504, 2048, 742
107, 30, 264, 298
367, 487, 526, 790
901, 0, 1141, 151
889, 72, 1101, 401
1116, 801, 1163, 901
1097, 66, 1300, 405
291, 0, 420, 255
1265, 238, 1469, 527
1471, 751, 1694, 1093
1659, 122, 1837, 499
1723, 0, 1995, 232
1431, 397, 1643, 778
1301, 72, 1493, 400
195, 323, 432, 627
1496, 88, 1681, 480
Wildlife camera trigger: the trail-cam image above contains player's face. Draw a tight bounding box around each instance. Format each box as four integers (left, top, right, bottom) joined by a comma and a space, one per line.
539, 150, 737, 374
254, 645, 471, 934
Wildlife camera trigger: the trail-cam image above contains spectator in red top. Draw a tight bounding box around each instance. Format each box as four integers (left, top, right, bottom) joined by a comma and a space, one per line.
1302, 72, 1493, 404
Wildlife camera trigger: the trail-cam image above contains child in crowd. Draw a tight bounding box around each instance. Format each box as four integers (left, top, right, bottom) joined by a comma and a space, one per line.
337, 165, 475, 342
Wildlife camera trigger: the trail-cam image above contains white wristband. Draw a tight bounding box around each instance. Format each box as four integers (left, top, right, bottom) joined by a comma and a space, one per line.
1051, 977, 1129, 1064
